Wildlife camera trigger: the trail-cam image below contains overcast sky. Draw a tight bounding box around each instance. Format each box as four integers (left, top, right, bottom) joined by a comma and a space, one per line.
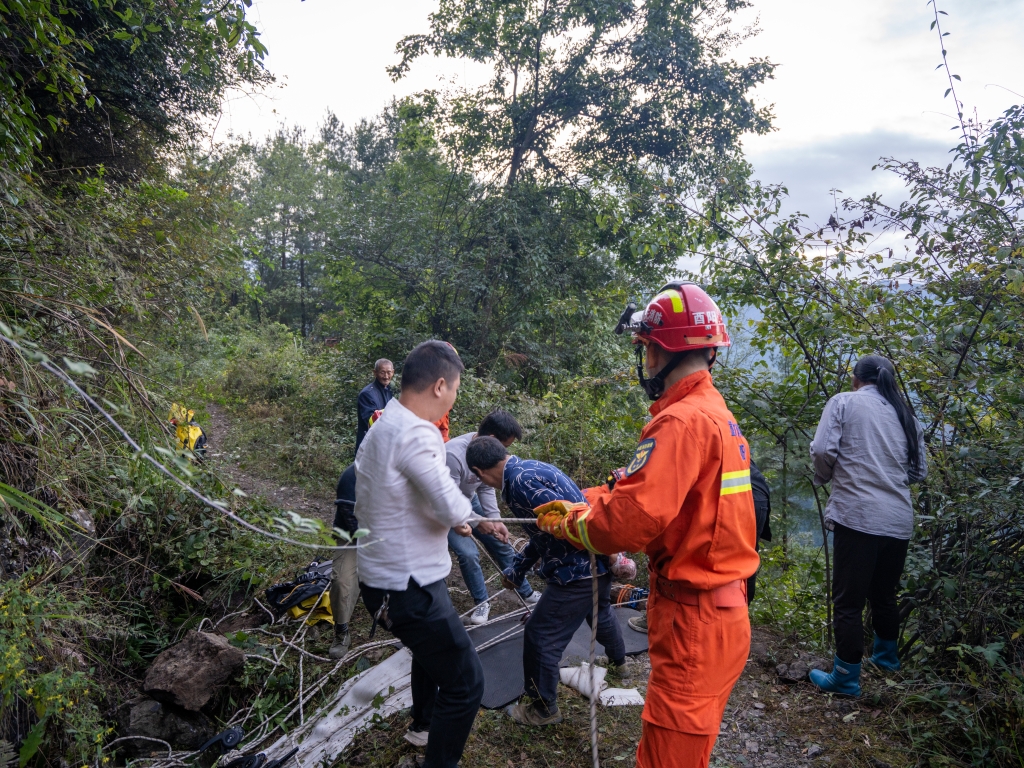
220, 0, 1024, 227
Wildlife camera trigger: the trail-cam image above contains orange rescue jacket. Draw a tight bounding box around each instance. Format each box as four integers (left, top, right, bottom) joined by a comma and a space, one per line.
578, 370, 759, 588
433, 412, 450, 442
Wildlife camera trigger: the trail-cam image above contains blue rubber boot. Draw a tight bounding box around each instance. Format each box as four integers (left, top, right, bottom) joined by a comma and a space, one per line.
809, 655, 861, 697
865, 635, 900, 671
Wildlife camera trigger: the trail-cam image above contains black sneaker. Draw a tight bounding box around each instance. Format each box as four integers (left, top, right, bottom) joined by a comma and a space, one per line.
505, 699, 563, 726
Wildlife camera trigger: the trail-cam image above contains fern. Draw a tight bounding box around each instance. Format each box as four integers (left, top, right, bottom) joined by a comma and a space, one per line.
0, 739, 17, 768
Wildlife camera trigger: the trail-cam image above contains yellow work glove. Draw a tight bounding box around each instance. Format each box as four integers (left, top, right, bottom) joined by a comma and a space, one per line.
533, 500, 591, 549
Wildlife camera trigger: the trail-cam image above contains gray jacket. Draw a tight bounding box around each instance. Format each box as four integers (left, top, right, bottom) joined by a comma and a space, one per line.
445, 432, 501, 518
810, 384, 927, 539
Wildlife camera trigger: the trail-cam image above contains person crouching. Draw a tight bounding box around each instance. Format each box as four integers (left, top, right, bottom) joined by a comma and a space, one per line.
466, 435, 627, 726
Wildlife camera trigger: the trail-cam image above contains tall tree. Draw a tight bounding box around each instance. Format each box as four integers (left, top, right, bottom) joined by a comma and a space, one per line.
390, 0, 774, 186
0, 0, 268, 171
235, 127, 323, 336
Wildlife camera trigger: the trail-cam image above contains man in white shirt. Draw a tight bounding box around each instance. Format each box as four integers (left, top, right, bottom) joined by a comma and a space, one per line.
355, 340, 507, 767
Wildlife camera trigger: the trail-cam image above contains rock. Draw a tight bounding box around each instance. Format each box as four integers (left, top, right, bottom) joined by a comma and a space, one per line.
745, 740, 759, 753
807, 744, 824, 758
144, 631, 245, 711
362, 647, 391, 664
117, 697, 214, 753
868, 760, 893, 768
807, 656, 830, 674
775, 661, 804, 682
775, 653, 830, 682
748, 640, 773, 667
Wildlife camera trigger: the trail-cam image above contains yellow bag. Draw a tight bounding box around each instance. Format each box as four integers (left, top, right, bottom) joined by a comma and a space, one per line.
288, 592, 334, 626
168, 403, 207, 457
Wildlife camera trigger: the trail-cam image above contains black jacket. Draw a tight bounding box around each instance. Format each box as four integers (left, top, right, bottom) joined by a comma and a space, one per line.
750, 458, 772, 542
355, 380, 393, 451
333, 464, 358, 535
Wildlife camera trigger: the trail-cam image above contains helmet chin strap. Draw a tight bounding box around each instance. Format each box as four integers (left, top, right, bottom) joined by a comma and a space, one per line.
636, 346, 688, 401
636, 347, 718, 401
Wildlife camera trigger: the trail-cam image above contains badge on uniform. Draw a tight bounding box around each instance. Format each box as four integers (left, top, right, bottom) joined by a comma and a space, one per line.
626, 438, 656, 476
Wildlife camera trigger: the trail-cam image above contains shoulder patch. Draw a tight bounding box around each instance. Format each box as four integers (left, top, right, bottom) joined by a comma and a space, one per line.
626, 438, 656, 476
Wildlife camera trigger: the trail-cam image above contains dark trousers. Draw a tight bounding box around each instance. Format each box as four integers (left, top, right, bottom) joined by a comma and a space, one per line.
360, 578, 484, 768
831, 523, 909, 664
523, 574, 626, 712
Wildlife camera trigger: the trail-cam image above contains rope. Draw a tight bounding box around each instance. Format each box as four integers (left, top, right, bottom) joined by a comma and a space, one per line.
588, 551, 600, 768
470, 531, 533, 616
0, 332, 359, 552
473, 514, 599, 762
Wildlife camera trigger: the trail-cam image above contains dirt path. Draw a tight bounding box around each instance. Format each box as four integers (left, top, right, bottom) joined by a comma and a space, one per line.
204, 403, 336, 525
708, 628, 907, 767
346, 623, 910, 768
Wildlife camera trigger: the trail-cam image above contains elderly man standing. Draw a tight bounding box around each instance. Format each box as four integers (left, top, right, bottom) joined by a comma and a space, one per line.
355, 358, 394, 452
355, 341, 509, 767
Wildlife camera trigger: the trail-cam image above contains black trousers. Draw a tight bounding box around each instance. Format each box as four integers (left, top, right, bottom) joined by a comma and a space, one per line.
522, 574, 626, 712
831, 523, 909, 664
360, 578, 484, 768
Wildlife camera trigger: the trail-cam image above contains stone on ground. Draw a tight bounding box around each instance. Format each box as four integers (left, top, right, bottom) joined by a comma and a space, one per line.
775, 652, 829, 683
118, 697, 215, 752
143, 630, 245, 711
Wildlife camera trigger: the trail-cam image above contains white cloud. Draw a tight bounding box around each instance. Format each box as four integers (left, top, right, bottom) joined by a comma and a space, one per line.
733, 0, 1024, 224
745, 129, 952, 226
219, 0, 488, 141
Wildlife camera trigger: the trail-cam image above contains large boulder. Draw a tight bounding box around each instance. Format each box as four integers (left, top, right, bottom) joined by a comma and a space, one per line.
118, 697, 215, 752
144, 631, 245, 711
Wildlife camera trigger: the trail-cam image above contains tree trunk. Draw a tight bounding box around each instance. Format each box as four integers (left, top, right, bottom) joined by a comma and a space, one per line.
300, 256, 307, 338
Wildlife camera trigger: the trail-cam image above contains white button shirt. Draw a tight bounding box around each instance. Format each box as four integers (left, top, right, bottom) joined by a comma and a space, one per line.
354, 398, 474, 590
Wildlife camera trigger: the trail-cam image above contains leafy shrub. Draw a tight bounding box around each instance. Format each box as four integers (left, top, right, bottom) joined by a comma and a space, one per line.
0, 576, 104, 767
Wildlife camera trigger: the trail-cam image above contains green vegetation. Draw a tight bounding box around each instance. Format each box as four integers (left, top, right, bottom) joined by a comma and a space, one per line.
1, 0, 1022, 766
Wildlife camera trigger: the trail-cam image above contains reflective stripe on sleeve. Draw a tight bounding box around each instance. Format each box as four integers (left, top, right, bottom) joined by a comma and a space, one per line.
574, 510, 605, 555
720, 469, 752, 496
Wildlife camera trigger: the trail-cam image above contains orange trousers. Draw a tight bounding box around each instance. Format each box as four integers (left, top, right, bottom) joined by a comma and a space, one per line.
636, 723, 715, 768
635, 582, 750, 767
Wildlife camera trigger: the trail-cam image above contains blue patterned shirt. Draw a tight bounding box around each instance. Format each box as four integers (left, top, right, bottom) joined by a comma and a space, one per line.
502, 456, 609, 586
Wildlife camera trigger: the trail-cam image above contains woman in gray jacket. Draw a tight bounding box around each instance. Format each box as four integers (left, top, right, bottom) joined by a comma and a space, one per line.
809, 355, 927, 696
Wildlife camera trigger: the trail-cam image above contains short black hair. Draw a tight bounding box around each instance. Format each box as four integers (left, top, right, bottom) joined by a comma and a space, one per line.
466, 436, 508, 473
400, 340, 465, 392
478, 409, 522, 443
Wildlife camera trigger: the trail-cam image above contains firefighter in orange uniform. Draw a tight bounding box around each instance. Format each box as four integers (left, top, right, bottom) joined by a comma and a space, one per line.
535, 282, 759, 768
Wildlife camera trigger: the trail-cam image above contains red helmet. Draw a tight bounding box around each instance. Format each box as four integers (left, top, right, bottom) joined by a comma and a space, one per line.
616, 281, 730, 352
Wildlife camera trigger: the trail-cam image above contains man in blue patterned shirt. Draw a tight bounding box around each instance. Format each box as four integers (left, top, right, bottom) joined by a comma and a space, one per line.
467, 436, 626, 726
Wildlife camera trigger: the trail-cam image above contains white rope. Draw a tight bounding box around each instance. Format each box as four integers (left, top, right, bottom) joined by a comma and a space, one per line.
480, 513, 601, 763
588, 552, 600, 768
470, 532, 533, 615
